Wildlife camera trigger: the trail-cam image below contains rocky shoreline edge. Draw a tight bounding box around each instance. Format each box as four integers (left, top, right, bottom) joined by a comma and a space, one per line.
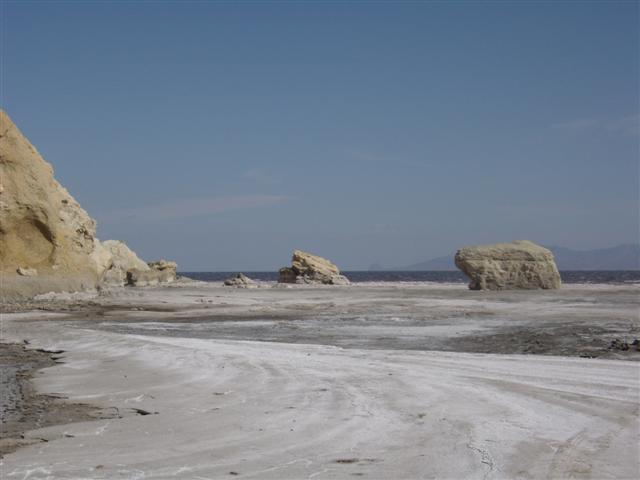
0, 342, 102, 457
0, 333, 168, 459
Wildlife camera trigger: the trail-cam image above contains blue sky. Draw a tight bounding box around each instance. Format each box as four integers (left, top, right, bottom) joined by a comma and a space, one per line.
2, 1, 638, 270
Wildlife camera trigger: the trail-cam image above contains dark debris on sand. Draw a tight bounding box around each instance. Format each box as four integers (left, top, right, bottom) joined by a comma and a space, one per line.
445, 324, 640, 360
0, 342, 113, 457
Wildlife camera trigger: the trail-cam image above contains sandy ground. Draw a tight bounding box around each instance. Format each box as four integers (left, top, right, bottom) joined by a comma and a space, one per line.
0, 341, 109, 457
1, 281, 639, 479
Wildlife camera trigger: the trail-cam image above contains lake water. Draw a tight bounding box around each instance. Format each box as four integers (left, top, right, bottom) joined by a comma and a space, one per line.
182, 270, 640, 285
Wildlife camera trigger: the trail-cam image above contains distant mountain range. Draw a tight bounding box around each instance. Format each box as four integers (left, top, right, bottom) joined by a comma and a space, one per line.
393, 244, 640, 271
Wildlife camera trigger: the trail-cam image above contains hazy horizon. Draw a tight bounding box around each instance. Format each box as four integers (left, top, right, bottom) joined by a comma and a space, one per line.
173, 243, 639, 273
3, 1, 638, 270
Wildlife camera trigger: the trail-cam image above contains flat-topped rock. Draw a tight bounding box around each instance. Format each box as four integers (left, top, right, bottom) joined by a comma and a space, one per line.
455, 240, 561, 290
279, 250, 350, 285
126, 268, 175, 287
127, 259, 178, 287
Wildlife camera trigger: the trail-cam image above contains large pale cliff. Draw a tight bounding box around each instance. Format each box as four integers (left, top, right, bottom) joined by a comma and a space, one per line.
0, 110, 177, 300
0, 110, 104, 299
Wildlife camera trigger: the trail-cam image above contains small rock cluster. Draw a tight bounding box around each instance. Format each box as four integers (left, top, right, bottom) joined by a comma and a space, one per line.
223, 273, 257, 288
95, 240, 177, 288
608, 338, 640, 352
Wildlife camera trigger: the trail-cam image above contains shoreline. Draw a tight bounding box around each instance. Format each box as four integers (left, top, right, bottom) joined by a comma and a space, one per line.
1, 282, 639, 478
0, 342, 103, 458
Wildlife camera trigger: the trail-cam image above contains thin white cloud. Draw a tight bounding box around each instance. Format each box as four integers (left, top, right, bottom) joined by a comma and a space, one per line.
605, 114, 640, 136
552, 118, 599, 130
100, 194, 289, 221
243, 168, 281, 185
552, 114, 639, 136
344, 148, 426, 168
346, 148, 386, 163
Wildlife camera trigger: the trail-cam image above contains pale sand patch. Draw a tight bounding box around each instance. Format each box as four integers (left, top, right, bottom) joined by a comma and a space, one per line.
1, 309, 639, 479
2, 283, 638, 478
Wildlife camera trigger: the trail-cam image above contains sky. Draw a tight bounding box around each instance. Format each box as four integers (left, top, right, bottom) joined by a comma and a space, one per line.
2, 0, 638, 271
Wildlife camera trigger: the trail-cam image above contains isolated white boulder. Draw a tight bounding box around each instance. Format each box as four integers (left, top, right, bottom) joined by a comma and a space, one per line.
455, 240, 561, 290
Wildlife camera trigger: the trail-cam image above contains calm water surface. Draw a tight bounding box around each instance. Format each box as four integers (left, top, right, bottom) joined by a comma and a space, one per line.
182, 270, 640, 284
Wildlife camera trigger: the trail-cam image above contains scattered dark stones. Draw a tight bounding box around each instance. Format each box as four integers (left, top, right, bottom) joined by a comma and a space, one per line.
446, 325, 640, 359
335, 458, 378, 465
608, 338, 639, 351
609, 339, 630, 351
0, 342, 103, 458
131, 408, 158, 416
35, 348, 65, 355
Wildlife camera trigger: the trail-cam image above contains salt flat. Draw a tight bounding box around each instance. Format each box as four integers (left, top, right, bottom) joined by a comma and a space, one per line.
1, 282, 639, 479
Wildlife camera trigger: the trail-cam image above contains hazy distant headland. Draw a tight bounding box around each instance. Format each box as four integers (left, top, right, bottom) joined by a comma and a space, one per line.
393, 244, 640, 271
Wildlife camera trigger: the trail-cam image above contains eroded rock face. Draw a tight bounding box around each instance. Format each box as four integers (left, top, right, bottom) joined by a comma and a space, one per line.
90, 240, 114, 279
148, 259, 177, 274
97, 240, 150, 286
278, 250, 350, 285
147, 259, 177, 283
0, 110, 101, 298
0, 110, 178, 298
223, 273, 257, 288
127, 259, 177, 287
278, 267, 298, 284
455, 240, 561, 290
127, 267, 175, 287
